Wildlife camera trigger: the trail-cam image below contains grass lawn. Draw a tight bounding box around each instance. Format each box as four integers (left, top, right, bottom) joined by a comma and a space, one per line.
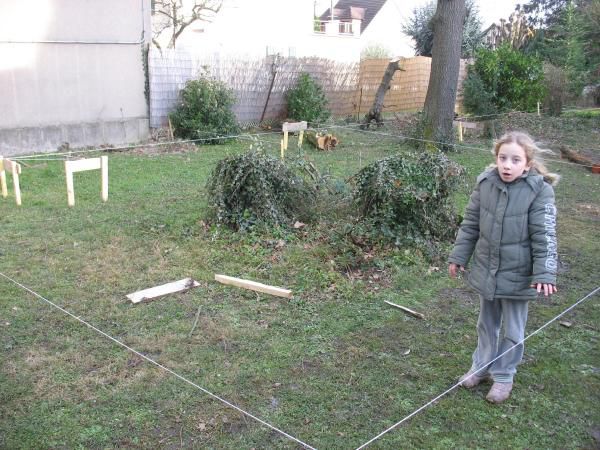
1, 113, 599, 449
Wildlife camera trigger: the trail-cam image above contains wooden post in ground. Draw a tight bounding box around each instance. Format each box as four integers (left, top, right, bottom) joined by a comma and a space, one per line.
0, 156, 7, 198
457, 122, 463, 142
64, 156, 109, 207
1, 158, 22, 206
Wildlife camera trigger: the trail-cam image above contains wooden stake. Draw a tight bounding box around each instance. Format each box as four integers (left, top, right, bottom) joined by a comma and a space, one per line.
65, 160, 75, 207
0, 157, 7, 198
298, 130, 304, 148
101, 156, 108, 202
11, 161, 21, 206
215, 274, 292, 298
283, 131, 289, 151
384, 300, 425, 319
537, 102, 540, 117
127, 278, 200, 304
457, 122, 463, 142
280, 139, 285, 160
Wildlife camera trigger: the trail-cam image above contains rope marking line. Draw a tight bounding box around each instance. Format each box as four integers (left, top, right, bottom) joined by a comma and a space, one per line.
0, 271, 317, 450
354, 286, 600, 449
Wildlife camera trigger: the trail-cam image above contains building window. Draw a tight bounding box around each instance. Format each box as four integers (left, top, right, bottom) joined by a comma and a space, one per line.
339, 21, 353, 34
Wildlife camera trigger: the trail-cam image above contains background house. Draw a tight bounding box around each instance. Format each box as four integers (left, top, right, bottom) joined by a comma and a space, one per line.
157, 0, 413, 62
0, 0, 151, 156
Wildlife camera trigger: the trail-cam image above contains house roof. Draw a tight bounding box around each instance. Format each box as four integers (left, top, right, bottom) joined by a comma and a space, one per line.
319, 0, 387, 33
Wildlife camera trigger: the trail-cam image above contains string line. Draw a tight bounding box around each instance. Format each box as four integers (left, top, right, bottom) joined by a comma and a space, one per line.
354, 285, 600, 449
0, 271, 317, 450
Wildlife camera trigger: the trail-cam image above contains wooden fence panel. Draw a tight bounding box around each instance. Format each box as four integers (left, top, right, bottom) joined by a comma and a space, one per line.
148, 50, 468, 128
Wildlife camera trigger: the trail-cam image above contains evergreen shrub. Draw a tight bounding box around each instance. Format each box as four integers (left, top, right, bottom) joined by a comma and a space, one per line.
463, 44, 545, 115
169, 76, 239, 144
286, 73, 330, 124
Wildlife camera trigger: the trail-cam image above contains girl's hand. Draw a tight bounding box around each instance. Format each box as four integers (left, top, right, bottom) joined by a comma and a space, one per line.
532, 283, 558, 297
448, 263, 465, 278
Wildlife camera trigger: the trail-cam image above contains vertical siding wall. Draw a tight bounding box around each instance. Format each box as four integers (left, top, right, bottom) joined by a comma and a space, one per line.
149, 49, 468, 128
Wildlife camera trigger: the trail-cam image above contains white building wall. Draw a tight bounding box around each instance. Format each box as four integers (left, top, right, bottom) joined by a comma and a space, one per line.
0, 0, 151, 156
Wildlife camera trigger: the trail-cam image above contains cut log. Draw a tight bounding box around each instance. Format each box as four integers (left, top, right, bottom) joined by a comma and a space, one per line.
306, 131, 339, 151
560, 146, 594, 168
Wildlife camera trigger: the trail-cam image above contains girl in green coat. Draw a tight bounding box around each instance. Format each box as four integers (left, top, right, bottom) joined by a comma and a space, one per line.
448, 131, 559, 404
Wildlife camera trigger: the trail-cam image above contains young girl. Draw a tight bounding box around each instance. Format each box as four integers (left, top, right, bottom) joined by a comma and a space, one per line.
448, 131, 559, 404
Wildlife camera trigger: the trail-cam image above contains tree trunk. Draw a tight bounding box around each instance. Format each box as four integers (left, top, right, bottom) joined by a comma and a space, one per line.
422, 0, 466, 150
362, 58, 405, 129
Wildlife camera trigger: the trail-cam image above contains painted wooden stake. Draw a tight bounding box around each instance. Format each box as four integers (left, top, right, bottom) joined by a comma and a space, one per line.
537, 102, 540, 116
280, 139, 285, 160
298, 130, 304, 148
10, 160, 21, 206
100, 156, 108, 202
283, 131, 289, 151
384, 300, 425, 319
0, 157, 7, 198
64, 156, 109, 207
1, 158, 22, 205
457, 122, 463, 142
215, 274, 292, 298
127, 278, 200, 303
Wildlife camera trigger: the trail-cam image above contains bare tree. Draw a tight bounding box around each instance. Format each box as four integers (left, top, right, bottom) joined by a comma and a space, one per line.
153, 0, 222, 49
421, 0, 466, 150
362, 58, 405, 129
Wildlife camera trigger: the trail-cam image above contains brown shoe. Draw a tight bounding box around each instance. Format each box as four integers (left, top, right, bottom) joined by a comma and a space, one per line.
459, 370, 488, 389
486, 382, 513, 403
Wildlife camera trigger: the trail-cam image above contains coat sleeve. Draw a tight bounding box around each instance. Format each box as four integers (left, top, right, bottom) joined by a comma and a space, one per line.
448, 183, 481, 267
528, 183, 558, 285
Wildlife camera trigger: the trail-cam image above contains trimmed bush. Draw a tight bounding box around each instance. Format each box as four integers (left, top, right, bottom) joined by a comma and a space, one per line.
463, 44, 545, 114
352, 152, 464, 245
169, 76, 239, 144
286, 73, 330, 124
206, 150, 315, 230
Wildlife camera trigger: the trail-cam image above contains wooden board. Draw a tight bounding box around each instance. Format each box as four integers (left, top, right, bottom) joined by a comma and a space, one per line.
282, 121, 307, 132
215, 274, 292, 298
127, 278, 200, 303
66, 157, 102, 173
384, 300, 425, 319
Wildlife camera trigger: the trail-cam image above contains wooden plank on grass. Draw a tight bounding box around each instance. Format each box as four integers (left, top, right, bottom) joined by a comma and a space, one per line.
214, 274, 292, 298
127, 278, 200, 303
384, 300, 425, 319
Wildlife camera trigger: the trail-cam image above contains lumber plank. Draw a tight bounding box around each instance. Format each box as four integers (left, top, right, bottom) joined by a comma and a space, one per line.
66, 157, 102, 173
282, 121, 307, 133
384, 300, 425, 319
127, 278, 200, 303
214, 274, 292, 298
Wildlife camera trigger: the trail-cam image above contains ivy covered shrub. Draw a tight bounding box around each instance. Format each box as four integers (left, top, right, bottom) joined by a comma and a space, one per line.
169, 76, 239, 144
463, 44, 545, 115
206, 150, 316, 230
286, 72, 330, 124
352, 152, 464, 245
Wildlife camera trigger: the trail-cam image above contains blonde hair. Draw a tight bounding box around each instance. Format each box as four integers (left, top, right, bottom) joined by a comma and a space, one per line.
492, 131, 560, 185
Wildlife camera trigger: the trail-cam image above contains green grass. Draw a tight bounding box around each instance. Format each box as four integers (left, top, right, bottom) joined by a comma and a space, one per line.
1, 115, 599, 449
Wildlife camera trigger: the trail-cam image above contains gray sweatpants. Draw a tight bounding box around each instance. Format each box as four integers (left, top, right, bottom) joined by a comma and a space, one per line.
471, 296, 529, 383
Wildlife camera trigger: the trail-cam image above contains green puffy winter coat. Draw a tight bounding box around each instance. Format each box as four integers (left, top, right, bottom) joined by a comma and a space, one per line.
449, 167, 557, 301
